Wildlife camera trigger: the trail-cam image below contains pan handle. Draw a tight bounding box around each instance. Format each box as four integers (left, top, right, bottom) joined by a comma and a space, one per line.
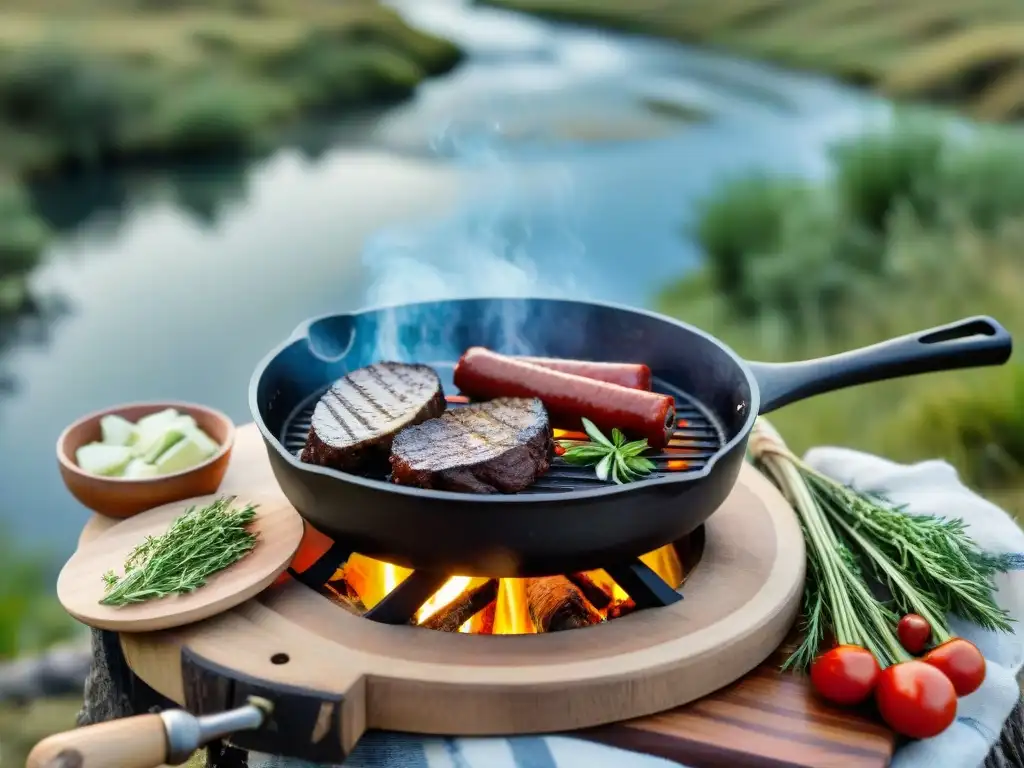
748, 316, 1013, 415
26, 700, 268, 768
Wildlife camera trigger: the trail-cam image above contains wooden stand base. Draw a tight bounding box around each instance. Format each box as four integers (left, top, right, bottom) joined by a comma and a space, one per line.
79, 424, 896, 767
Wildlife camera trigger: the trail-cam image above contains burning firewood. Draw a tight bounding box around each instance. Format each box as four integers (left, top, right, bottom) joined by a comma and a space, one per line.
525, 577, 603, 632
568, 572, 613, 611
607, 599, 637, 620
569, 571, 636, 620
325, 567, 367, 615
420, 579, 500, 632
473, 600, 497, 634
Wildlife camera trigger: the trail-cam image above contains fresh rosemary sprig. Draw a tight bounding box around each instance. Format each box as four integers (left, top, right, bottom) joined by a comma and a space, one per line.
807, 471, 1014, 634
558, 418, 657, 484
101, 496, 260, 607
749, 418, 1012, 671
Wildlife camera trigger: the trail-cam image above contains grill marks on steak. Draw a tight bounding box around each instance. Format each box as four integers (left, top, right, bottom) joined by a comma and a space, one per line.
300, 362, 445, 472
390, 397, 553, 493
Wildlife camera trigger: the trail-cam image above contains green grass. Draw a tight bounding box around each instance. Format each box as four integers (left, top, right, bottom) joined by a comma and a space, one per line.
478, 0, 1024, 121
0, 530, 78, 662
0, 696, 82, 766
659, 119, 1024, 519
0, 0, 462, 289
0, 697, 210, 766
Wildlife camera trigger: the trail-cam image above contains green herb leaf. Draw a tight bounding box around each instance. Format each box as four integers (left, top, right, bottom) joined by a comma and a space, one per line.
560, 445, 611, 464
620, 439, 651, 458
627, 456, 656, 474
582, 418, 613, 448
556, 422, 656, 484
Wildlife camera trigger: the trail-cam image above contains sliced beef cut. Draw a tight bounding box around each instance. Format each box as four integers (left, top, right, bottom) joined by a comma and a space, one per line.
300, 362, 445, 472
390, 397, 553, 493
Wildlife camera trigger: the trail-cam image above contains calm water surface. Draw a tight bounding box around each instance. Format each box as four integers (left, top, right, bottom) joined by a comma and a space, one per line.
0, 0, 890, 555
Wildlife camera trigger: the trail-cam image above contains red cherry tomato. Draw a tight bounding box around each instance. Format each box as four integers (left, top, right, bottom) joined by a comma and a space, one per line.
897, 614, 932, 654
809, 645, 880, 706
554, 444, 566, 456
875, 661, 957, 739
923, 639, 986, 696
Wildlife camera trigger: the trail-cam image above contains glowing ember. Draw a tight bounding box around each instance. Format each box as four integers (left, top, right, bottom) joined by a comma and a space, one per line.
552, 429, 588, 441
666, 460, 689, 471
445, 395, 470, 404
677, 418, 688, 428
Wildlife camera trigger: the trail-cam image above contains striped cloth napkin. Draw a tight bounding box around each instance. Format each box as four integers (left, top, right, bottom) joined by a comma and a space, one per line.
250, 448, 1024, 768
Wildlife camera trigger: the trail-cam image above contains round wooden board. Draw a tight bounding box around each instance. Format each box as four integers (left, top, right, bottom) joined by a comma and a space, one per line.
59, 492, 304, 632
77, 424, 806, 760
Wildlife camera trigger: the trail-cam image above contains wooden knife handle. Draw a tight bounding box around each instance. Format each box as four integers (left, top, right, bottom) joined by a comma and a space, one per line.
26, 713, 170, 768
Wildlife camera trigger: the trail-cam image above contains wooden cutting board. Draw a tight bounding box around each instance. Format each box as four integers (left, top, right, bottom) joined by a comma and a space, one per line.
585, 644, 895, 768
78, 423, 896, 768
62, 492, 304, 632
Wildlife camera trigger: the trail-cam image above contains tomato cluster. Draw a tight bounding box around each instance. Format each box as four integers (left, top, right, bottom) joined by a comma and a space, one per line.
809, 615, 986, 740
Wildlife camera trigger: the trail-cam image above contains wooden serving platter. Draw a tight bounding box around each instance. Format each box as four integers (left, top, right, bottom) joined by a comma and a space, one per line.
78, 424, 896, 768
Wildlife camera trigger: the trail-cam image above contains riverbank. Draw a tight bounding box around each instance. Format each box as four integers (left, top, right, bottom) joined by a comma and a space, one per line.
0, 0, 462, 314
659, 120, 1024, 518
478, 0, 1024, 123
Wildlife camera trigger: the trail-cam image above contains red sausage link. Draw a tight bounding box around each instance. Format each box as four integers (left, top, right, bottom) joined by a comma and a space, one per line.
515, 356, 651, 390
454, 348, 675, 448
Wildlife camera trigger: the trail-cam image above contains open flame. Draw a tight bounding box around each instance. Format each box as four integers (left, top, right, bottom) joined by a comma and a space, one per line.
309, 417, 693, 634
334, 544, 684, 635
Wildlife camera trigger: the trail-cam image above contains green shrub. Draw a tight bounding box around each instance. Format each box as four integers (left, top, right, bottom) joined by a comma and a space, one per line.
0, 178, 48, 276
691, 175, 815, 317
151, 78, 277, 154
684, 120, 1024, 332
0, 45, 147, 167
939, 133, 1024, 230
261, 33, 424, 108
329, 10, 463, 75
829, 119, 947, 231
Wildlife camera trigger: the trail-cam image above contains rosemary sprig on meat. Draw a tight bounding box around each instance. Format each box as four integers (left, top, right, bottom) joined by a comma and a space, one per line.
558, 419, 656, 484
101, 496, 259, 607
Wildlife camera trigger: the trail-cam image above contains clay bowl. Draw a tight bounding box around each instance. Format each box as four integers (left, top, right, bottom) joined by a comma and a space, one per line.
57, 401, 235, 520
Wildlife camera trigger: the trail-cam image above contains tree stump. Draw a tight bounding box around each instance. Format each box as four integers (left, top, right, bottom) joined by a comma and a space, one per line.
78, 629, 248, 767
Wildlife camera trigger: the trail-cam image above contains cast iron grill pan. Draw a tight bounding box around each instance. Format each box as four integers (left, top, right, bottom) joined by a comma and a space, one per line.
250, 297, 1011, 576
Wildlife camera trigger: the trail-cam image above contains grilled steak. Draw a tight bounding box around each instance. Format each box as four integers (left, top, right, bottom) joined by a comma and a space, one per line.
300, 362, 445, 472
390, 397, 553, 493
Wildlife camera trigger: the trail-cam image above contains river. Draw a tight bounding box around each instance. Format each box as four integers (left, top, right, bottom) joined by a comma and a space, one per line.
0, 0, 890, 556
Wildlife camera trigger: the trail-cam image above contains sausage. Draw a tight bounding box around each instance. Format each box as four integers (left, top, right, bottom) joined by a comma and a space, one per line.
453, 347, 675, 448
515, 356, 651, 390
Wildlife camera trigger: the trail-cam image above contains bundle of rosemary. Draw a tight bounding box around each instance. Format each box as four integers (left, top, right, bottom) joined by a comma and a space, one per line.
101, 496, 260, 607
749, 418, 1013, 739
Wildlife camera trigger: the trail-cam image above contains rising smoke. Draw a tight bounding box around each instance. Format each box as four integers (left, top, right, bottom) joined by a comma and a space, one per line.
361, 120, 588, 360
